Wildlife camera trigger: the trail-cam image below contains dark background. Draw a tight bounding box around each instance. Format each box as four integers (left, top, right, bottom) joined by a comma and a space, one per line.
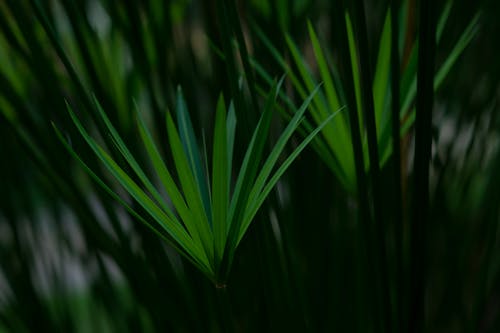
0, 0, 499, 332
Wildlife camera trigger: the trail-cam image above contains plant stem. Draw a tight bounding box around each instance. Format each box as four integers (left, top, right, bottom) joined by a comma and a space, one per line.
215, 283, 233, 333
351, 1, 393, 332
410, 0, 436, 331
334, 1, 375, 330
390, 1, 404, 332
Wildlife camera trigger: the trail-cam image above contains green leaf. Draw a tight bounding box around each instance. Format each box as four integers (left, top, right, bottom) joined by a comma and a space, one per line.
166, 111, 215, 266
434, 12, 480, 89
223, 78, 283, 272
345, 12, 363, 134
246, 84, 323, 217
307, 22, 354, 178
65, 103, 211, 272
176, 86, 213, 227
400, 12, 479, 115
52, 121, 214, 278
135, 103, 208, 260
92, 96, 178, 224
212, 94, 229, 263
307, 21, 341, 113
226, 101, 237, 189
373, 10, 392, 140
239, 109, 340, 244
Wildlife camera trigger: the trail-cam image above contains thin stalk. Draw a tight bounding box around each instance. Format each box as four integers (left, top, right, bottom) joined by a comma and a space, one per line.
215, 0, 252, 138
215, 284, 234, 333
410, 0, 436, 332
390, 1, 404, 332
351, 1, 392, 332
402, 0, 417, 68
335, 1, 373, 331
225, 0, 259, 116
335, 3, 368, 248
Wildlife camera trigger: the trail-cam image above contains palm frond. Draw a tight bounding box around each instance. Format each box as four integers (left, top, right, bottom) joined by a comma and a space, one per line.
57, 81, 334, 284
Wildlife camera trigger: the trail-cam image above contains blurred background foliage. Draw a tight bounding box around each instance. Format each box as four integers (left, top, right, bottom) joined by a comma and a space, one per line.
0, 0, 499, 332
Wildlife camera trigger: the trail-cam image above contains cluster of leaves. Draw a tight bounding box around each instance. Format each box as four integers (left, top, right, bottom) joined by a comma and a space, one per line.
56, 83, 335, 284
253, 3, 479, 192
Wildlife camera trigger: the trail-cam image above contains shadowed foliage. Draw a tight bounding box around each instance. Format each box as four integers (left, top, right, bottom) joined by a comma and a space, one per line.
0, 0, 498, 332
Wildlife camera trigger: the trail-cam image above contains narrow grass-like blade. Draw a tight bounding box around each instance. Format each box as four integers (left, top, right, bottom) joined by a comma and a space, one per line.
251, 64, 351, 189
285, 34, 326, 121
246, 85, 323, 212
286, 33, 353, 176
401, 13, 479, 114
252, 22, 351, 173
345, 12, 363, 131
373, 10, 392, 138
307, 21, 341, 113
65, 104, 208, 269
212, 95, 229, 263
136, 107, 214, 274
53, 122, 214, 278
307, 22, 354, 165
220, 78, 283, 278
135, 108, 187, 210
433, 12, 479, 89
225, 0, 258, 111
92, 96, 179, 223
238, 111, 338, 244
176, 87, 213, 226
251, 23, 308, 99
166, 112, 214, 266
227, 80, 279, 230
226, 101, 237, 191
437, 0, 453, 42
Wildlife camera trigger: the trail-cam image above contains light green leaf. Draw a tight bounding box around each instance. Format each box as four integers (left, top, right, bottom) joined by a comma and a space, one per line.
53, 121, 213, 277
166, 111, 215, 266
65, 103, 210, 272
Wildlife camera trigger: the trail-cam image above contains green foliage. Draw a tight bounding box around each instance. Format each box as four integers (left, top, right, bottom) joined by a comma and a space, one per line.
0, 0, 498, 332
253, 6, 479, 193
56, 82, 335, 283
